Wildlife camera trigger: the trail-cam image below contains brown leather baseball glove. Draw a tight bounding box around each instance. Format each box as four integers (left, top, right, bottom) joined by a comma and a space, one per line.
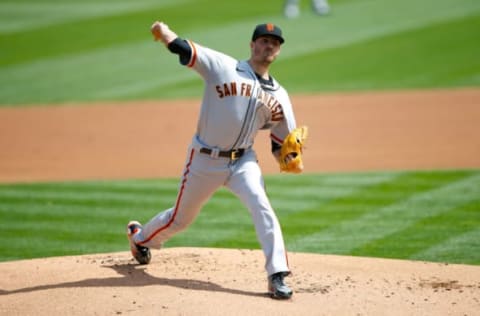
279, 126, 308, 173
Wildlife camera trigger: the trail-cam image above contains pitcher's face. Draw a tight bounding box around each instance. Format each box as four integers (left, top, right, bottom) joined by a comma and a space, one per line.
250, 36, 281, 65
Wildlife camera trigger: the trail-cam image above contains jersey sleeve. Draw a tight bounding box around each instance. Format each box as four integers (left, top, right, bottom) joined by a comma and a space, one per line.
270, 88, 297, 146
182, 41, 237, 82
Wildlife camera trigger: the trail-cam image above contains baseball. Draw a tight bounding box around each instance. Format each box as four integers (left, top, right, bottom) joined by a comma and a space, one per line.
150, 22, 164, 42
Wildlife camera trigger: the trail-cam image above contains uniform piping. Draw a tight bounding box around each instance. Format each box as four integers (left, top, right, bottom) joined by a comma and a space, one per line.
139, 148, 195, 245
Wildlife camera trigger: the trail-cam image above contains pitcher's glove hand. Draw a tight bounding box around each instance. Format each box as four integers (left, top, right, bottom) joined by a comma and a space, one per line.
279, 126, 308, 173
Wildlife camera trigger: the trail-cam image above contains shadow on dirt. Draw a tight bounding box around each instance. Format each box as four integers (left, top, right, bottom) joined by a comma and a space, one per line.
0, 263, 267, 298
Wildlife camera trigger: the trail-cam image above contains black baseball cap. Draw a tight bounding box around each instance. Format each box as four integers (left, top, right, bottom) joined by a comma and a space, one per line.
251, 23, 285, 44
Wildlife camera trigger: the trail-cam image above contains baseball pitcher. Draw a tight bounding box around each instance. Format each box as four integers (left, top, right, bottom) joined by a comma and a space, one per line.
127, 21, 308, 300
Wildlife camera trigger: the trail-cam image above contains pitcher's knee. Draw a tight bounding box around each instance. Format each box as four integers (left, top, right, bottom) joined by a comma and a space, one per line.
172, 215, 195, 232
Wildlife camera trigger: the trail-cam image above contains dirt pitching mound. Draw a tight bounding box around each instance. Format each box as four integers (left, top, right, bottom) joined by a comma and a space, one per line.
1, 248, 479, 315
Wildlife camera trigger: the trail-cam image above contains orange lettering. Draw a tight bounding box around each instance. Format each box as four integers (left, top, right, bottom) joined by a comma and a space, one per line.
245, 84, 252, 97
271, 103, 284, 121
230, 82, 237, 96
223, 83, 231, 97
216, 85, 224, 98
267, 95, 276, 107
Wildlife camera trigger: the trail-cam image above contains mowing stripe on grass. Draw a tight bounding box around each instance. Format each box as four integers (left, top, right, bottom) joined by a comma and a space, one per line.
291, 173, 480, 254
411, 227, 480, 264
268, 172, 400, 214
190, 172, 400, 248
0, 219, 119, 234
0, 178, 180, 191
0, 179, 181, 209
1, 0, 479, 104
0, 186, 179, 206
349, 199, 480, 262
0, 232, 124, 261
0, 202, 135, 219
280, 13, 480, 92
0, 0, 184, 34
279, 171, 464, 243
81, 0, 480, 100
1, 171, 478, 263
278, 0, 480, 59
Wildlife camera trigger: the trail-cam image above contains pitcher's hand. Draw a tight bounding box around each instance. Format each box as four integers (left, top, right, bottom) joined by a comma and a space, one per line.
151, 21, 178, 45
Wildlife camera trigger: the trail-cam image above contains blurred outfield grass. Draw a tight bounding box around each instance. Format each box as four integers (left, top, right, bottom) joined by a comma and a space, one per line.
0, 0, 479, 105
1, 171, 479, 264
0, 0, 479, 264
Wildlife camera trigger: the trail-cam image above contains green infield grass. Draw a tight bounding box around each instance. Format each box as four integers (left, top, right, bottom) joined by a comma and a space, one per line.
0, 170, 479, 264
1, 0, 479, 105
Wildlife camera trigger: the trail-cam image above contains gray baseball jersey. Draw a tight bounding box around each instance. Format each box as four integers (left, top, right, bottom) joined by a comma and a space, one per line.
187, 41, 297, 150
133, 39, 296, 277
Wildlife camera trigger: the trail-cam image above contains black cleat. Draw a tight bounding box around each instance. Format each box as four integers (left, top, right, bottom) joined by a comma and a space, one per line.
127, 221, 151, 265
268, 272, 293, 299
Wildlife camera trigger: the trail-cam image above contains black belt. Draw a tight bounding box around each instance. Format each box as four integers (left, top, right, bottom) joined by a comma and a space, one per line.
200, 148, 245, 160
